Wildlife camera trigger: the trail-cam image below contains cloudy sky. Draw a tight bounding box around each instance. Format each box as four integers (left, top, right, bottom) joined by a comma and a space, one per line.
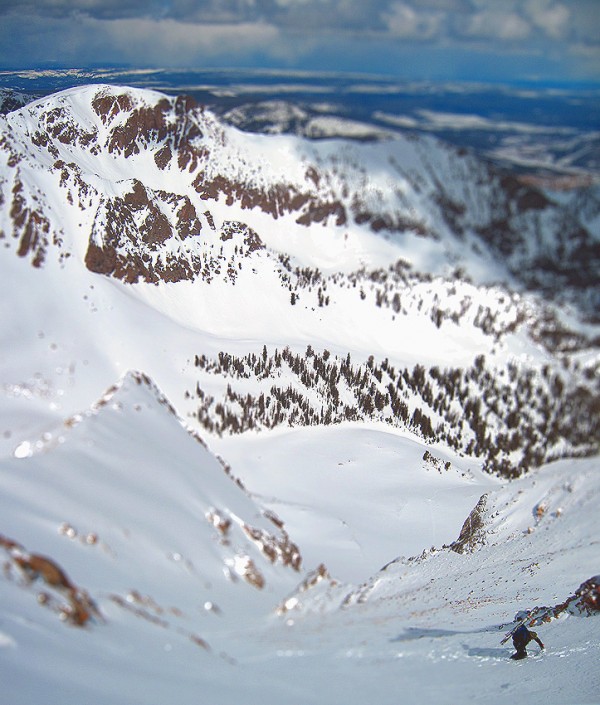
0, 0, 598, 84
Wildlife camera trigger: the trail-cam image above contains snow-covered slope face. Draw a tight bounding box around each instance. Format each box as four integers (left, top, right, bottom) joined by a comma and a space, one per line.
272, 456, 600, 705
0, 84, 598, 704
1, 391, 598, 705
1, 85, 598, 474
1, 371, 304, 621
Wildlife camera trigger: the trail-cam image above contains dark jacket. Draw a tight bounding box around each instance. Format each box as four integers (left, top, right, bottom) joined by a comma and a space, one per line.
513, 625, 544, 652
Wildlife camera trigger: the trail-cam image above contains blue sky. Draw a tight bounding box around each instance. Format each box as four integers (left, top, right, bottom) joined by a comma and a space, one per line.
0, 0, 598, 85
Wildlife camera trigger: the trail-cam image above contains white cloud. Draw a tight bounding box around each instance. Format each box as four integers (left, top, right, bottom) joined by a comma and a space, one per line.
464, 8, 531, 41
383, 2, 444, 39
97, 17, 282, 64
0, 0, 598, 82
525, 0, 570, 38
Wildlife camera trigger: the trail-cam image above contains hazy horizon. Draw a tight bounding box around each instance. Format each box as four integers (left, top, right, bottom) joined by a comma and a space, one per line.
0, 1, 598, 87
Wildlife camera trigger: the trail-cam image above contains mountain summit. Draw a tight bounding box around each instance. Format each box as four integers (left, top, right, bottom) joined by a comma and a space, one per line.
1, 85, 598, 314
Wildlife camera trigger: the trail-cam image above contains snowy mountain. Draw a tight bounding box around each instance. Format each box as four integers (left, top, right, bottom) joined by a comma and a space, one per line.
2, 84, 599, 305
0, 84, 598, 704
1, 84, 598, 471
3, 68, 598, 180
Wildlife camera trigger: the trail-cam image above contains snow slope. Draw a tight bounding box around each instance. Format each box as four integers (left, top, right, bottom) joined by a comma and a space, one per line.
211, 424, 498, 583
0, 84, 598, 704
1, 388, 598, 704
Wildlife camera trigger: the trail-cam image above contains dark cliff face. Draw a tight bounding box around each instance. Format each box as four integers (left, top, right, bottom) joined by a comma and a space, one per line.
93, 93, 186, 156
84, 176, 265, 285
7, 176, 56, 268
0, 85, 597, 316
0, 89, 37, 115
86, 180, 206, 284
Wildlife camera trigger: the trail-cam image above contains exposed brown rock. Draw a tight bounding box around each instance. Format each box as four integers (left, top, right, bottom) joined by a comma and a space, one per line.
296, 199, 347, 227
107, 99, 172, 157
156, 190, 201, 240
124, 181, 173, 246
92, 92, 134, 124
1, 535, 101, 627
154, 144, 172, 170
40, 106, 97, 152
174, 93, 197, 115
243, 523, 302, 571
206, 509, 232, 541
450, 494, 488, 554
574, 575, 600, 614
0, 533, 23, 551
193, 170, 348, 227
241, 557, 265, 589
85, 240, 117, 276
176, 142, 209, 173
517, 575, 600, 628
15, 553, 75, 591
176, 197, 202, 238
220, 221, 264, 254
10, 177, 52, 267
204, 210, 216, 230
85, 181, 206, 283
92, 90, 205, 169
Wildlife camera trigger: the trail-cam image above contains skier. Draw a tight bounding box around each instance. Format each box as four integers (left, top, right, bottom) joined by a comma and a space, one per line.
510, 624, 544, 660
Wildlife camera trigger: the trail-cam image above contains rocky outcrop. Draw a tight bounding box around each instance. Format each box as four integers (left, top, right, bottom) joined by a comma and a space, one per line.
86, 180, 205, 283
8, 176, 57, 267
41, 105, 99, 152
192, 170, 348, 227
92, 90, 204, 164
567, 575, 600, 616
85, 178, 266, 285
449, 494, 488, 554
0, 533, 101, 627
219, 220, 264, 253
514, 576, 600, 628
243, 522, 302, 571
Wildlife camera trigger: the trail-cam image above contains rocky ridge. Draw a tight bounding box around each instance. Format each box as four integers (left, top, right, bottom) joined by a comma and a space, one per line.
0, 84, 597, 316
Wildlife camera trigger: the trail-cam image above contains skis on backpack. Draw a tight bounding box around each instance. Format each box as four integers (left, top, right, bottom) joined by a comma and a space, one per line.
500, 616, 533, 645
500, 605, 553, 645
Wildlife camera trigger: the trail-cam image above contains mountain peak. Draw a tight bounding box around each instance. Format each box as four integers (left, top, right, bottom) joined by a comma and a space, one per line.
1, 83, 597, 319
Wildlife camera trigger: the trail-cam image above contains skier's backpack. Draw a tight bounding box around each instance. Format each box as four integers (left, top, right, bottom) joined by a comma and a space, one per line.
512, 625, 529, 649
